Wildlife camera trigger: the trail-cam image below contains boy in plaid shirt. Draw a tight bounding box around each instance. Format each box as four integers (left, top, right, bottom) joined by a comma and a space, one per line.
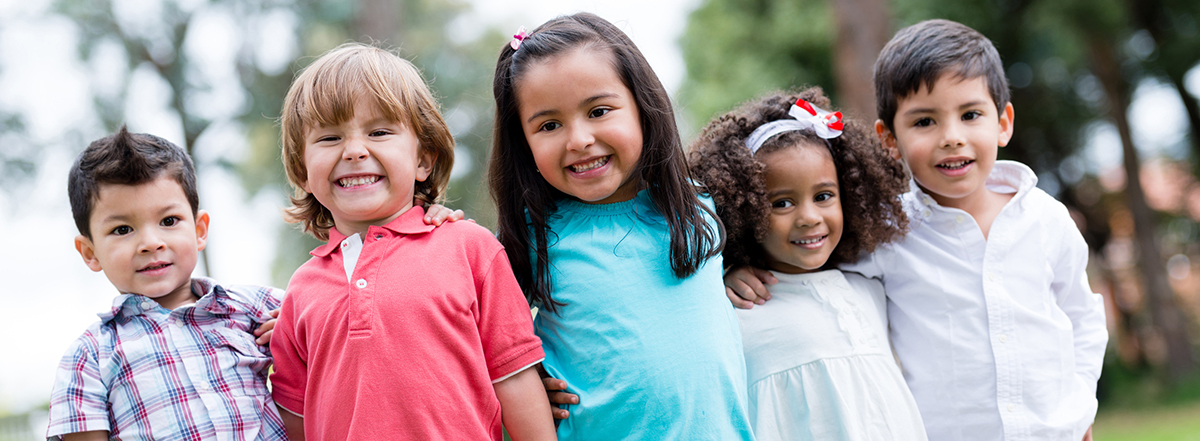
47, 127, 289, 441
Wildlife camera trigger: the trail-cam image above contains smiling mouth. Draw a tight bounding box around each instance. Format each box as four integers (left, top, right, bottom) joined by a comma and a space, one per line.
937, 160, 974, 170
569, 156, 610, 173
339, 175, 380, 188
792, 235, 826, 246
138, 262, 171, 273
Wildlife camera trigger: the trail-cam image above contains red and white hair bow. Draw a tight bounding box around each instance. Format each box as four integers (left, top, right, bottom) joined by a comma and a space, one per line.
510, 26, 529, 50
745, 98, 844, 153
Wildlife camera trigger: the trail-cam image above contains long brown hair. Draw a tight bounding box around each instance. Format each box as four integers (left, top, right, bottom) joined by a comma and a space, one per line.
489, 13, 723, 312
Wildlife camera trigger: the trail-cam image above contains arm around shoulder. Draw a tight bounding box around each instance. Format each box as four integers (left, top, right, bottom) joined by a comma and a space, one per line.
493, 366, 557, 440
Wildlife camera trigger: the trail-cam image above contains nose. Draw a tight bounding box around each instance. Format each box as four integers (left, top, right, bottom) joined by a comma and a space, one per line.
566, 123, 594, 152
343, 136, 370, 162
139, 231, 166, 253
795, 202, 822, 228
940, 121, 966, 149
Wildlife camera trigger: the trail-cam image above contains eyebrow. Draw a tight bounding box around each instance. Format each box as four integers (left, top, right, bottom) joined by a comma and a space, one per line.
97, 203, 186, 225
525, 92, 621, 124
902, 100, 990, 117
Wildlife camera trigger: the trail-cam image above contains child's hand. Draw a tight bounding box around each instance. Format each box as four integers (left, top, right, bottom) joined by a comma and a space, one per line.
254, 309, 280, 345
423, 203, 466, 226
537, 364, 577, 419
724, 266, 777, 309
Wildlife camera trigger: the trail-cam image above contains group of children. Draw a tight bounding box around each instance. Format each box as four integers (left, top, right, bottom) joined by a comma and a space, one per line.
46, 12, 1106, 441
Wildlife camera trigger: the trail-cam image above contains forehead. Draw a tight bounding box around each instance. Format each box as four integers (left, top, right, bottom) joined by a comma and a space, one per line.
898, 73, 995, 109
760, 142, 837, 189
514, 48, 624, 108
92, 176, 189, 215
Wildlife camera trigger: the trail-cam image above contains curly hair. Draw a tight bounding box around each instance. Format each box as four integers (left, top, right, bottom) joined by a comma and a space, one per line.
688, 87, 908, 270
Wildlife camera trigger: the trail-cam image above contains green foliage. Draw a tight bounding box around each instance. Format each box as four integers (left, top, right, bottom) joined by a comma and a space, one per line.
679, 0, 835, 128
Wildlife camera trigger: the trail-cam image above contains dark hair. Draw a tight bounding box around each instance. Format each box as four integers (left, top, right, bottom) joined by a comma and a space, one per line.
874, 19, 1009, 131
68, 126, 199, 238
689, 87, 908, 269
280, 43, 455, 241
489, 12, 722, 312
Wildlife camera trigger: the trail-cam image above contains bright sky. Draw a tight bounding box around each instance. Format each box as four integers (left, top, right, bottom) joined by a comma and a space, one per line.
0, 0, 700, 415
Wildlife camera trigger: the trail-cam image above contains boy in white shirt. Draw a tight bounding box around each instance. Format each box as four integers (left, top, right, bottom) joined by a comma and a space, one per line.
724, 19, 1107, 441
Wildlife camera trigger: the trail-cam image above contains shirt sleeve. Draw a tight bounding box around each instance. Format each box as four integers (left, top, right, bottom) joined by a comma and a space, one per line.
46, 332, 110, 439
476, 247, 545, 382
1050, 212, 1108, 396
269, 288, 307, 416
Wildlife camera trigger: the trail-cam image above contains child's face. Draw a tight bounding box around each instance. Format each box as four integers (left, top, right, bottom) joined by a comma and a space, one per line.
302, 99, 433, 236
877, 74, 1014, 208
516, 47, 644, 205
74, 176, 208, 309
759, 144, 843, 274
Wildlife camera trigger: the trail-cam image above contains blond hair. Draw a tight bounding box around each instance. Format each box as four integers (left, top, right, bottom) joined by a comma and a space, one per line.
281, 43, 454, 241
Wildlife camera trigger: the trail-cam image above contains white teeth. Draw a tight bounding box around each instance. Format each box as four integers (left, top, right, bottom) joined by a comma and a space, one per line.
793, 236, 824, 245
939, 160, 971, 169
569, 156, 609, 173
339, 176, 379, 187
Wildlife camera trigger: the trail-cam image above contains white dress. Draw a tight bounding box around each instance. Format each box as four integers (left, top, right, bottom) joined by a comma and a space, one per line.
737, 269, 927, 441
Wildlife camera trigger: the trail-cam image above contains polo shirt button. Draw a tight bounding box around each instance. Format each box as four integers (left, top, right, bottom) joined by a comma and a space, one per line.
356, 279, 368, 289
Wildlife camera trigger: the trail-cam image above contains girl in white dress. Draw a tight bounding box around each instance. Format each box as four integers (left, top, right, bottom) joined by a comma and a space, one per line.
689, 87, 927, 441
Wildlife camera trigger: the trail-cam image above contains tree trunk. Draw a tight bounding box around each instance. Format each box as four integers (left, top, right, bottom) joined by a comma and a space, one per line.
829, 0, 889, 122
1088, 35, 1197, 383
354, 0, 402, 43
1167, 74, 1200, 174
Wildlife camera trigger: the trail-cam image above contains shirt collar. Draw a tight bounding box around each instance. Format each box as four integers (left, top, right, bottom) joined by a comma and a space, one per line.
907, 160, 1037, 211
311, 206, 434, 257
98, 277, 236, 323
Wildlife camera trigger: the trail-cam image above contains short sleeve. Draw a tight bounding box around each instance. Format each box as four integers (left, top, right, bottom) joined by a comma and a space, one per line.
475, 248, 545, 382
269, 287, 308, 416
46, 333, 110, 439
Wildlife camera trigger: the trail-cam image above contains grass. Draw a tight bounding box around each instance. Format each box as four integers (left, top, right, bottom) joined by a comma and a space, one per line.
1094, 400, 1200, 441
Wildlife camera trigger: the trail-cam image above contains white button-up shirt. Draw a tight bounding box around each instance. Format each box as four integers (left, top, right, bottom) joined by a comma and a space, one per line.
843, 161, 1107, 441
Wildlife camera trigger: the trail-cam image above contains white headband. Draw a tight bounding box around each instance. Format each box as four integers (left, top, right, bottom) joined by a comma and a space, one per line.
744, 98, 844, 154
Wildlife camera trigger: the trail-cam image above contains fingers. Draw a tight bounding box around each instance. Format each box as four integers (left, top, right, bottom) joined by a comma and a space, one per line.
255, 330, 273, 346
552, 407, 570, 420
751, 267, 778, 288
542, 376, 566, 391
724, 269, 768, 306
423, 205, 464, 226
449, 209, 465, 221
541, 375, 577, 420
726, 287, 755, 310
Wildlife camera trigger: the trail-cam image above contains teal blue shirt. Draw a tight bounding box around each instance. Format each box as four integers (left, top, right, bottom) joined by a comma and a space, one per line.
533, 190, 754, 440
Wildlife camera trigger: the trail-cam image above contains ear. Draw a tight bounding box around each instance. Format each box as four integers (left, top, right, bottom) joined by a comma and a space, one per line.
415, 148, 436, 183
195, 210, 210, 252
997, 102, 1015, 147
874, 120, 901, 160
75, 235, 103, 273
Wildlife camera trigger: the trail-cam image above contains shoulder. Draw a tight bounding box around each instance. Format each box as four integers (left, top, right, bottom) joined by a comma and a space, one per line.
217, 281, 285, 310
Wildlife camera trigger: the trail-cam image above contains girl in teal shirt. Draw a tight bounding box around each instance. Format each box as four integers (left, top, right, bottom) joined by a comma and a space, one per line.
488, 12, 755, 441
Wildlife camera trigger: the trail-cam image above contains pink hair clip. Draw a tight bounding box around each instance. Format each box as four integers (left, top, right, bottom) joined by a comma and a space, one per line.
510, 26, 529, 50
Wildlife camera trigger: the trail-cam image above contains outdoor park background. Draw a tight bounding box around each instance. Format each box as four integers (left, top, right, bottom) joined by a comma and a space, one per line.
2, 0, 1200, 439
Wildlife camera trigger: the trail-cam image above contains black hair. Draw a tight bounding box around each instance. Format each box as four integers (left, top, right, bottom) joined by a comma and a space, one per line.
68, 126, 198, 238
874, 19, 1009, 131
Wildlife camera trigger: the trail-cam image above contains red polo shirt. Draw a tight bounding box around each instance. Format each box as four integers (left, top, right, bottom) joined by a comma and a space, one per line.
270, 207, 544, 440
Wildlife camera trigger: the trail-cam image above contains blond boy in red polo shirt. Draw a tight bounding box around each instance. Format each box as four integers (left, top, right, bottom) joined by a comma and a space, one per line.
268, 43, 555, 441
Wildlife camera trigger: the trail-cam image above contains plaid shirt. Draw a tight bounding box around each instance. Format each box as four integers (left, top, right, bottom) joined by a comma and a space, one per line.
47, 278, 289, 441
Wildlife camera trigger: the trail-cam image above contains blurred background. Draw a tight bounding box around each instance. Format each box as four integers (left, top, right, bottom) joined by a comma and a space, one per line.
1, 0, 1198, 439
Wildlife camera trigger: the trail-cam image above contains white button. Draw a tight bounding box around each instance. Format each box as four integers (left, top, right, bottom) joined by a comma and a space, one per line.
356, 279, 368, 289
956, 215, 964, 224
142, 300, 155, 310
987, 272, 996, 282
1006, 403, 1015, 412
923, 197, 932, 205
999, 334, 1008, 343
174, 320, 185, 328
921, 209, 932, 218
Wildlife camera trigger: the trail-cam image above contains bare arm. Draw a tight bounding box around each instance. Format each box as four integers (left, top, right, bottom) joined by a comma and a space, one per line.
62, 431, 108, 441
494, 367, 556, 440
277, 405, 305, 441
